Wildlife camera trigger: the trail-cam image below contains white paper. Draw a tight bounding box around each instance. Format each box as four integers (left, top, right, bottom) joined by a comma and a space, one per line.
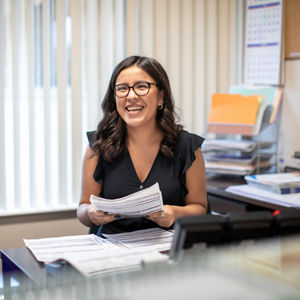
103, 228, 174, 252
90, 182, 163, 217
24, 228, 172, 277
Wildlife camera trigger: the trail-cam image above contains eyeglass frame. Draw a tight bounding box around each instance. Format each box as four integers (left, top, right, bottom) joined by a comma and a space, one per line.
113, 81, 158, 98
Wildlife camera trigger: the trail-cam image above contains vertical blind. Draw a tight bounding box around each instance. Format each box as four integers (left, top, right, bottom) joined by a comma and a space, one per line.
0, 0, 240, 214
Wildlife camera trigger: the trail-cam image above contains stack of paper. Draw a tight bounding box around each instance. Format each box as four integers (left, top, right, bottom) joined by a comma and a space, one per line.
24, 227, 173, 277
90, 182, 163, 217
245, 172, 300, 194
203, 139, 259, 152
203, 139, 272, 175
103, 228, 174, 252
204, 160, 270, 176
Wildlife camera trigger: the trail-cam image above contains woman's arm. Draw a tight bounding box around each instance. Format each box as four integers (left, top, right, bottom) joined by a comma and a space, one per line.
149, 148, 207, 227
77, 146, 115, 227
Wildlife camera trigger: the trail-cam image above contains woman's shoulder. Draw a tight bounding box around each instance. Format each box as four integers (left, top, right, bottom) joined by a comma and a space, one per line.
177, 129, 205, 149
174, 129, 205, 161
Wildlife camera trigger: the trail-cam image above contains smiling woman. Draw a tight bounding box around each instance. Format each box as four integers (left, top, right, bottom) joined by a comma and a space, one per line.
114, 65, 164, 130
77, 56, 208, 235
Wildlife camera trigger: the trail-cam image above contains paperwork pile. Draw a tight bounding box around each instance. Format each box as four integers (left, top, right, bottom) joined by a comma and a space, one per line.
24, 228, 173, 277
90, 182, 163, 217
203, 139, 272, 176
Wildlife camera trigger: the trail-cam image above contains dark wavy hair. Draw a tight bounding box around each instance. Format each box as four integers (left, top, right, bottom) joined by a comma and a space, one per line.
92, 56, 182, 161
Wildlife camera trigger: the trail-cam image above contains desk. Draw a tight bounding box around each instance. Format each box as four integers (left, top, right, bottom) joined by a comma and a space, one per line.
1, 236, 300, 299
207, 175, 298, 213
1, 248, 77, 289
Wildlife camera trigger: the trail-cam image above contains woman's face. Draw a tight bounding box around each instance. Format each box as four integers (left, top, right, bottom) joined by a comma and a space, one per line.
114, 65, 163, 129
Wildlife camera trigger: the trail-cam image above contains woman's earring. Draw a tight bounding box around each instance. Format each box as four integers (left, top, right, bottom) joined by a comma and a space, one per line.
158, 104, 164, 110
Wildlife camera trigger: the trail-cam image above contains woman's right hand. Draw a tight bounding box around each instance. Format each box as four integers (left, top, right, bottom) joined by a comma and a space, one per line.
87, 205, 115, 226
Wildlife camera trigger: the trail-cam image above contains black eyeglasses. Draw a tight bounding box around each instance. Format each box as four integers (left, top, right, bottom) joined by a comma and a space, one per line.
114, 81, 157, 98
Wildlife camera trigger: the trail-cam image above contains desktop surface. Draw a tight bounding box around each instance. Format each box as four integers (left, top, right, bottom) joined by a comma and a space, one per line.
206, 174, 299, 212
1, 235, 300, 299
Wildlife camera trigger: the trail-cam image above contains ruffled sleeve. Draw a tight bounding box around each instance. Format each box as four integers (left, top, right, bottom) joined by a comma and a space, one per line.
86, 131, 96, 147
86, 130, 104, 185
175, 130, 205, 195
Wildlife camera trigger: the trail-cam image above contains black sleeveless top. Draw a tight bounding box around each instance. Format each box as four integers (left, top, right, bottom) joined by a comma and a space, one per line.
87, 130, 204, 233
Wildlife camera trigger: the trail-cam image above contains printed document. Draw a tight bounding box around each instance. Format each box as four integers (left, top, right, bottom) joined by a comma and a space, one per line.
90, 182, 163, 217
24, 228, 173, 277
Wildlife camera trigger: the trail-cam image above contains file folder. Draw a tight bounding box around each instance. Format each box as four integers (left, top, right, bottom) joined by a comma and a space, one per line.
207, 94, 266, 135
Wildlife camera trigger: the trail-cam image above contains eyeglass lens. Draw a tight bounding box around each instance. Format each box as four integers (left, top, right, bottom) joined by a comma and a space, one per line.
114, 82, 153, 97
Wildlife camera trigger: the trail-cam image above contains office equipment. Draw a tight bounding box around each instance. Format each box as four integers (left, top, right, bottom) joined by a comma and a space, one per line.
169, 215, 227, 258
245, 172, 300, 194
169, 210, 300, 260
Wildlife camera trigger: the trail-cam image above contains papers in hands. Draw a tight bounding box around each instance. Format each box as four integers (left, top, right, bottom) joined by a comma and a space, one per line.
90, 182, 164, 217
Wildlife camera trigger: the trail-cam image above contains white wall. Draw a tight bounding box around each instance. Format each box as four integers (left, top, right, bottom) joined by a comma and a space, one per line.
279, 60, 300, 162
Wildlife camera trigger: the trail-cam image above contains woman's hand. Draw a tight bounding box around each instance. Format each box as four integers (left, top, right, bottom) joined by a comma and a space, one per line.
148, 205, 176, 228
87, 205, 115, 226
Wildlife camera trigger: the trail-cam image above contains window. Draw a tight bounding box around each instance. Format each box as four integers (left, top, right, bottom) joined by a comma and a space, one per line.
0, 0, 126, 214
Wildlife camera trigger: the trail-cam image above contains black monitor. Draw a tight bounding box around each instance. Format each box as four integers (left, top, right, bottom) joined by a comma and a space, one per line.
169, 210, 300, 261
169, 214, 227, 260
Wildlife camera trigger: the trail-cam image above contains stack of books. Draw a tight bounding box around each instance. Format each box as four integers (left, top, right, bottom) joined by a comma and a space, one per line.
244, 172, 300, 194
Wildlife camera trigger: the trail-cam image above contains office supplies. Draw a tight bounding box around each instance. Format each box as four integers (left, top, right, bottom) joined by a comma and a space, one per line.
90, 182, 163, 216
202, 139, 258, 152
205, 160, 271, 176
229, 85, 283, 123
225, 184, 300, 208
207, 93, 266, 136
102, 227, 174, 252
245, 172, 300, 194
23, 229, 170, 277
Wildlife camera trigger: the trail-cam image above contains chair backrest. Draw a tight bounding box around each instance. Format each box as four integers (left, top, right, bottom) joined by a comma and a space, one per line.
89, 224, 103, 236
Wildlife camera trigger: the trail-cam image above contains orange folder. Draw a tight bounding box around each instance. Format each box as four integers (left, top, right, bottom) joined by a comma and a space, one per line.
207, 94, 262, 135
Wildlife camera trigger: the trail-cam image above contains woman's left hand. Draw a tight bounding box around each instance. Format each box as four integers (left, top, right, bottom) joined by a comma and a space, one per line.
148, 205, 176, 228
